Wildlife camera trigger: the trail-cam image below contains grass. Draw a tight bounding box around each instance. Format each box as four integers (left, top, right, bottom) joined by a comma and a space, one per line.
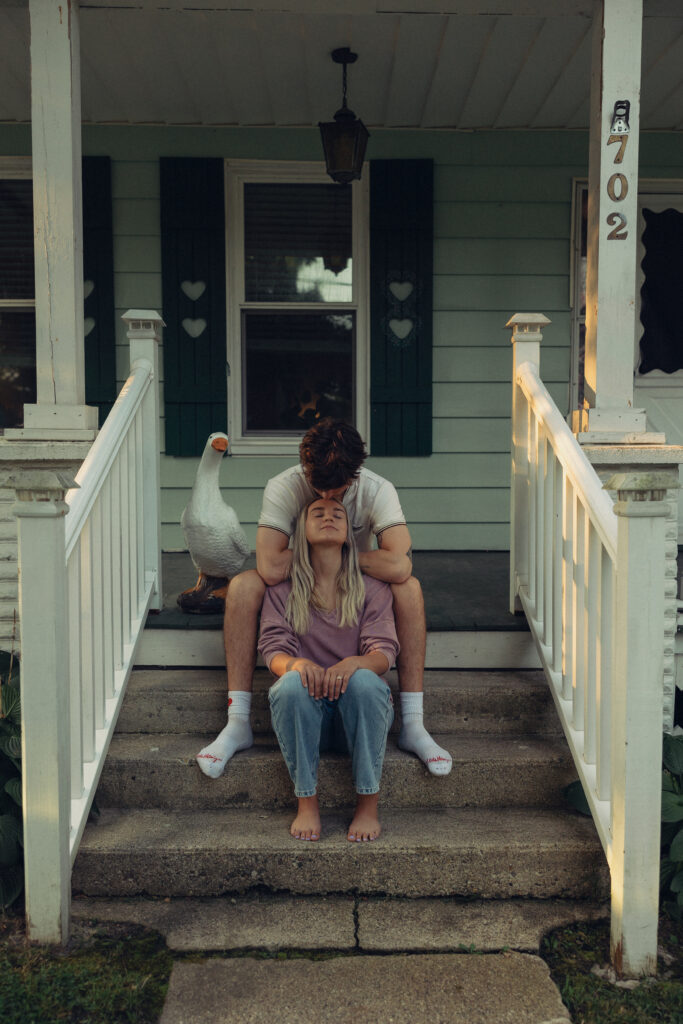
3, 902, 683, 1023
540, 913, 683, 1024
0, 910, 172, 1024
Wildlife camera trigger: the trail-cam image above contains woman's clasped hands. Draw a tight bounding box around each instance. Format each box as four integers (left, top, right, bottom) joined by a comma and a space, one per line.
288, 656, 363, 701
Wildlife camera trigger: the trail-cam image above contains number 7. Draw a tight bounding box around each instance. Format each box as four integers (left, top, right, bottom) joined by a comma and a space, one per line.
607, 134, 628, 164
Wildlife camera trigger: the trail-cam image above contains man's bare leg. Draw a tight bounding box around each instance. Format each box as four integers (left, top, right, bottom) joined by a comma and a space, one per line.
392, 577, 452, 776
196, 570, 265, 778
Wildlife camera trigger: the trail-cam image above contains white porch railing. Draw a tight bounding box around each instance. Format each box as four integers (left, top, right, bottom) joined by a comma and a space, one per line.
15, 311, 163, 943
509, 313, 667, 977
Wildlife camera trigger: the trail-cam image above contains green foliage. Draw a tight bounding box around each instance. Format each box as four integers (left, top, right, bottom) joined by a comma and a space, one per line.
0, 927, 172, 1024
0, 650, 22, 909
661, 734, 683, 922
541, 916, 683, 1023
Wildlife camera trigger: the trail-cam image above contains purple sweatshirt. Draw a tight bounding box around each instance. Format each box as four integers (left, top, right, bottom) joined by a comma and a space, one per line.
258, 575, 399, 674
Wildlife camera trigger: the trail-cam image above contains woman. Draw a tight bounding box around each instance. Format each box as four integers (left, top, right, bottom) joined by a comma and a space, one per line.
258, 496, 398, 843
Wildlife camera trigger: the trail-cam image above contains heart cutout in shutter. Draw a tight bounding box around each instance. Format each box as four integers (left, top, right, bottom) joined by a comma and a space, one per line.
181, 280, 206, 302
389, 318, 413, 341
84, 280, 95, 300
388, 281, 413, 302
182, 318, 207, 338
84, 317, 96, 337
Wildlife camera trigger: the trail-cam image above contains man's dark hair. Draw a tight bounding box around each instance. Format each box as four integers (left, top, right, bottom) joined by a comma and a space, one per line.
299, 419, 367, 492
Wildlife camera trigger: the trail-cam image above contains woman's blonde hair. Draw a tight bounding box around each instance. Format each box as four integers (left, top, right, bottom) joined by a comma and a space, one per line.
286, 500, 365, 635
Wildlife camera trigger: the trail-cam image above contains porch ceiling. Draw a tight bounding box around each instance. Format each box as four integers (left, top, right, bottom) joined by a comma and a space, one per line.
1, 1, 682, 130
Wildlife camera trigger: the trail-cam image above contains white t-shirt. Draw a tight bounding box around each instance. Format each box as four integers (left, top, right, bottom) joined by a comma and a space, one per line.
258, 465, 406, 552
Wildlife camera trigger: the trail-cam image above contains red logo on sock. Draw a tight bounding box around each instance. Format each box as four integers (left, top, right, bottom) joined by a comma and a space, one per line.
228, 697, 233, 706
428, 756, 449, 763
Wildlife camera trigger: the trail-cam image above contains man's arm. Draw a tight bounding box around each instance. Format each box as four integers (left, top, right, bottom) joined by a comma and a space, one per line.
358, 524, 413, 584
256, 526, 293, 585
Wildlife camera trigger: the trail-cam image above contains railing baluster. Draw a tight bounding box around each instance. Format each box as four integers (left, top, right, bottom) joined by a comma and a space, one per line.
584, 522, 600, 765
127, 430, 139, 621
101, 476, 115, 700
67, 547, 83, 800
598, 554, 614, 801
551, 456, 563, 676
535, 425, 545, 627
543, 436, 553, 650
562, 474, 574, 701
572, 496, 586, 732
79, 520, 95, 762
135, 410, 145, 613
528, 409, 537, 612
112, 452, 124, 671
91, 495, 105, 730
120, 437, 131, 647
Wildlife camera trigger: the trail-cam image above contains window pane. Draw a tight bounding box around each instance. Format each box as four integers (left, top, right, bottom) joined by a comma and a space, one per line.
243, 311, 354, 432
0, 310, 36, 428
0, 180, 34, 301
244, 183, 352, 303
638, 207, 683, 375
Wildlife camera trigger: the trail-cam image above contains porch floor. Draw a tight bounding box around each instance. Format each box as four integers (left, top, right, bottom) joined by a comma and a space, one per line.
155, 551, 528, 633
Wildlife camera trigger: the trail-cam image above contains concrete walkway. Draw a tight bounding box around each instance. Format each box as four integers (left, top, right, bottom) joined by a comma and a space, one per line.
159, 953, 571, 1024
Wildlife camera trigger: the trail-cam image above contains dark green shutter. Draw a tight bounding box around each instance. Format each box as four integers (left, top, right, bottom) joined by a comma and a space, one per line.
160, 158, 227, 456
83, 156, 116, 426
370, 159, 433, 456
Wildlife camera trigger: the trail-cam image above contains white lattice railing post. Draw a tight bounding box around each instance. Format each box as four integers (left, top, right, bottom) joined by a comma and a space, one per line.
121, 311, 164, 612
7, 468, 78, 943
607, 471, 671, 976
509, 313, 551, 613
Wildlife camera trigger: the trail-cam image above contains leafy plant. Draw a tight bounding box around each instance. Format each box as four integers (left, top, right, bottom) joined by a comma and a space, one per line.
661, 733, 683, 921
0, 649, 22, 909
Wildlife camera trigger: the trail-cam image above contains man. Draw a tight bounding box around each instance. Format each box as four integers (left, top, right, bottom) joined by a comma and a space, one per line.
197, 419, 452, 778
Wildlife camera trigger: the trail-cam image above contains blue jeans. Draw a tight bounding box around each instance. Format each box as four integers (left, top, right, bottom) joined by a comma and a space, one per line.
268, 669, 394, 798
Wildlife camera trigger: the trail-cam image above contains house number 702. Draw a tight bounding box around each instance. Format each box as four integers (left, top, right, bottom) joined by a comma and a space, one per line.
606, 133, 629, 240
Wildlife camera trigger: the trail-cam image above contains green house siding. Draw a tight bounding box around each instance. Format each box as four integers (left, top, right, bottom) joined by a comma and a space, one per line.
3, 125, 679, 550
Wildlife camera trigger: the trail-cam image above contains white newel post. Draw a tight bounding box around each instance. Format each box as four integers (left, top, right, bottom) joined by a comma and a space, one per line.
607, 471, 670, 976
122, 311, 164, 611
509, 314, 551, 614
9, 469, 77, 944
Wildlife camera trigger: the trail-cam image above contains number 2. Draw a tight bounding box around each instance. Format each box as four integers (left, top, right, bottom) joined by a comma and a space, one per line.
607, 212, 628, 240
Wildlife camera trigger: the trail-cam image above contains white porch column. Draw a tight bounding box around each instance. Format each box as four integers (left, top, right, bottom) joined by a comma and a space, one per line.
607, 471, 669, 975
8, 0, 98, 441
578, 0, 660, 443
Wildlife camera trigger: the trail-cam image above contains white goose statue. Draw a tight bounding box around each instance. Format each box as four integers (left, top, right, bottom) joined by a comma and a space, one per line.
178, 432, 251, 613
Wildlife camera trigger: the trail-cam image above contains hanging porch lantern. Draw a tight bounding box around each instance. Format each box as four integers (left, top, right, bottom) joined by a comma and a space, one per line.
319, 48, 369, 184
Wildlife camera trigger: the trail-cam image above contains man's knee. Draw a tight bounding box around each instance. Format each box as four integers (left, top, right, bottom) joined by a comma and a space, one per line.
226, 569, 265, 612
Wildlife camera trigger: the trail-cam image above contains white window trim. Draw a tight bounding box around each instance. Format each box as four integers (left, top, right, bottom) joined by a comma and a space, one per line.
0, 157, 34, 314
224, 159, 369, 457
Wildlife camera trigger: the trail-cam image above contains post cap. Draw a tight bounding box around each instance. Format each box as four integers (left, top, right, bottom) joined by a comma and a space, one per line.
604, 471, 677, 501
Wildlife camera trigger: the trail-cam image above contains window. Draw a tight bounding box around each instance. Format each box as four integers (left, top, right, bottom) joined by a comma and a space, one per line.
0, 158, 36, 429
225, 161, 369, 455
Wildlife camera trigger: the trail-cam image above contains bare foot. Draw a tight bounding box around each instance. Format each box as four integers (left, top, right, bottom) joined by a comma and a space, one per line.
347, 793, 381, 842
291, 795, 321, 841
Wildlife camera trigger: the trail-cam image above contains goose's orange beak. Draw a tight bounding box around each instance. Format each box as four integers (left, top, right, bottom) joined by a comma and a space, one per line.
211, 436, 229, 452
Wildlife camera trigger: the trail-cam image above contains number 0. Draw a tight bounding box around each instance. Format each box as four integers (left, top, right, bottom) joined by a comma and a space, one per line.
607, 173, 628, 201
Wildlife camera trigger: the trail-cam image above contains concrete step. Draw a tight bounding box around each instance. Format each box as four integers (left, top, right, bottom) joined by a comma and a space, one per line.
72, 806, 609, 900
71, 893, 607, 954
116, 668, 561, 738
95, 733, 576, 811
156, 953, 570, 1024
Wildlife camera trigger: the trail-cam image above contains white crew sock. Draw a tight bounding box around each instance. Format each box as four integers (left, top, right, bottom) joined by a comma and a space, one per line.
398, 692, 452, 776
196, 691, 253, 779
